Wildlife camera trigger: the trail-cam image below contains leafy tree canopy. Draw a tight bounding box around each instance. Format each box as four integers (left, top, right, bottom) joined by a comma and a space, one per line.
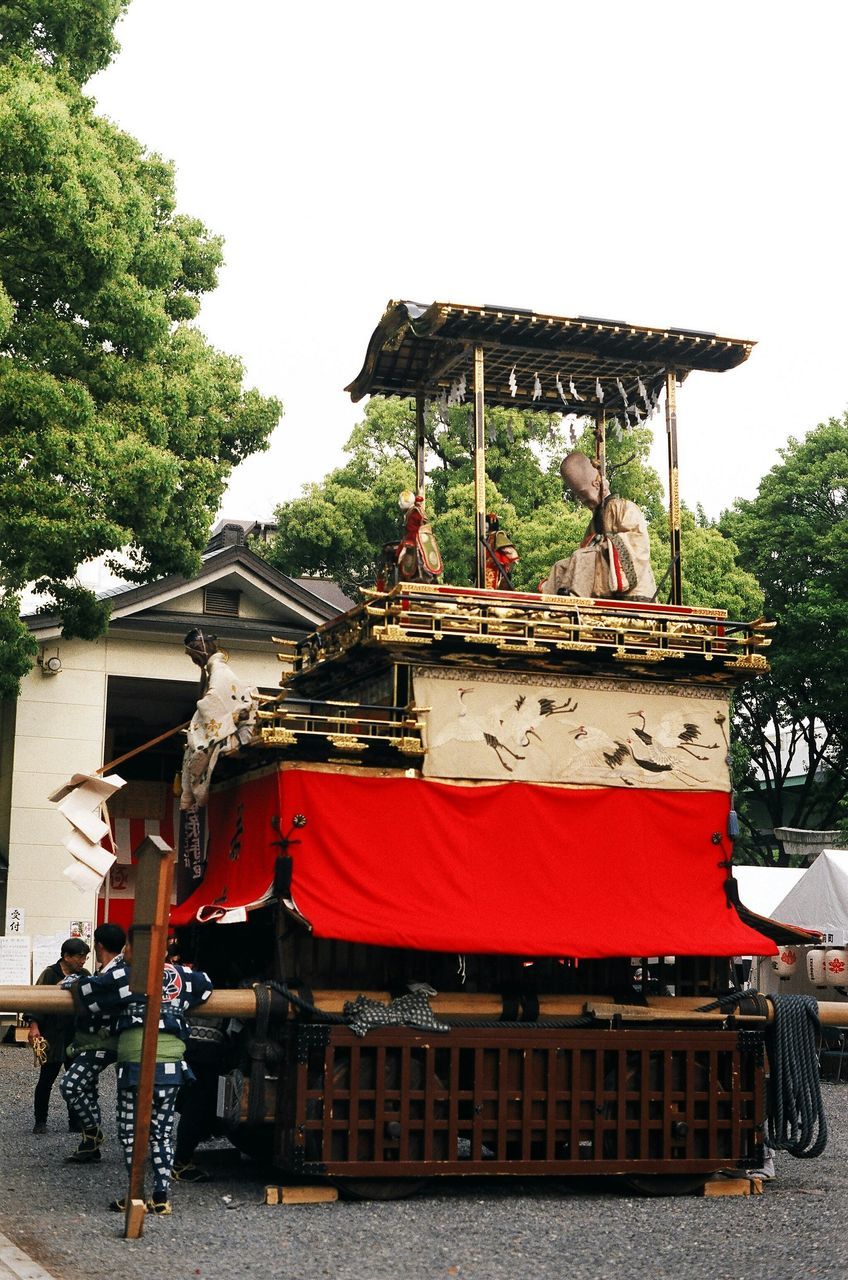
721, 416, 848, 859
0, 17, 281, 698
0, 0, 130, 82
266, 395, 761, 619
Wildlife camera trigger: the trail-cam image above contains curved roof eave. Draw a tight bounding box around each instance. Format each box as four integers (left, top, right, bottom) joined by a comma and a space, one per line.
346, 299, 755, 413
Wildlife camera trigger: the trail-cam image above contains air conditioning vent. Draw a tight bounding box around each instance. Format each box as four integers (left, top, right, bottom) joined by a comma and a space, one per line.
203, 587, 241, 617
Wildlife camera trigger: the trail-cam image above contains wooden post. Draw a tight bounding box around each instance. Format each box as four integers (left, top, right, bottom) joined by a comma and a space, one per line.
665, 369, 683, 606
473, 345, 486, 588
594, 411, 606, 487
415, 394, 426, 497
123, 834, 174, 1240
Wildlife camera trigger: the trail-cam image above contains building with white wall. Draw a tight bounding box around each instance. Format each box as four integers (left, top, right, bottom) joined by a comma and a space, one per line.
0, 534, 348, 951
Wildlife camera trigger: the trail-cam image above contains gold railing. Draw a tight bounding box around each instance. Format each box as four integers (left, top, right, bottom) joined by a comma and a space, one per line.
253, 697, 425, 757
283, 584, 773, 679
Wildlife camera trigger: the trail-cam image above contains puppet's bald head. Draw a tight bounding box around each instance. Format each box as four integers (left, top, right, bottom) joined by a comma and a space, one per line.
560, 453, 608, 509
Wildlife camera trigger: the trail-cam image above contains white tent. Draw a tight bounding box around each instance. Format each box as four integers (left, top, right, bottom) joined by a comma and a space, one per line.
771, 849, 848, 944
758, 849, 848, 998
734, 866, 807, 919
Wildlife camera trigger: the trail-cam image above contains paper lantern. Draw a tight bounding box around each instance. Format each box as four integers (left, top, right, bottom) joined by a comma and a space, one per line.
806, 948, 828, 988
771, 946, 799, 980
824, 948, 848, 988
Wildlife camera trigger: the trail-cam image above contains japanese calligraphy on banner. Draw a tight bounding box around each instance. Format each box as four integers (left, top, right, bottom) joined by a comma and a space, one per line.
176, 804, 208, 905
414, 667, 731, 792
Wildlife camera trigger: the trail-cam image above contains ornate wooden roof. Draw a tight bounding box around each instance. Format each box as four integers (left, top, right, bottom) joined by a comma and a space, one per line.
346, 300, 756, 414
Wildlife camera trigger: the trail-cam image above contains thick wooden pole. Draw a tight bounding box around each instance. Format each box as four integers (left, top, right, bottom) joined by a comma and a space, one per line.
473, 345, 486, 588
665, 369, 683, 605
124, 835, 174, 1239
6, 984, 848, 1025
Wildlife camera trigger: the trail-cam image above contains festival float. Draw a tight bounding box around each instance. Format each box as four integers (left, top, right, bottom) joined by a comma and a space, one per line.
10, 301, 839, 1197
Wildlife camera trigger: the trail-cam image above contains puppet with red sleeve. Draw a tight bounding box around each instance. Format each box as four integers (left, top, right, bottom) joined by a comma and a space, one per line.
377, 490, 443, 589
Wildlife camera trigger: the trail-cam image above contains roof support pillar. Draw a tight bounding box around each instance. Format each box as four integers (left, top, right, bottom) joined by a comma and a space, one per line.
665, 369, 683, 606
594, 410, 606, 487
415, 394, 426, 496
473, 346, 487, 589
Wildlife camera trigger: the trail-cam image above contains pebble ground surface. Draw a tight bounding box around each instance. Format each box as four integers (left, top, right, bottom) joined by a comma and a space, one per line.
0, 1042, 846, 1280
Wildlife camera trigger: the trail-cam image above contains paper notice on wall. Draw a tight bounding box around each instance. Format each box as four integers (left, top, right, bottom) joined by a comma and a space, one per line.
63, 861, 104, 895
63, 829, 115, 878
32, 934, 65, 981
0, 934, 31, 985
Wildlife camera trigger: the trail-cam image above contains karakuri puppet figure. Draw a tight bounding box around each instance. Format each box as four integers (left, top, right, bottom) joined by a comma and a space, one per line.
180, 629, 258, 809
376, 490, 443, 589
483, 513, 519, 589
541, 453, 657, 601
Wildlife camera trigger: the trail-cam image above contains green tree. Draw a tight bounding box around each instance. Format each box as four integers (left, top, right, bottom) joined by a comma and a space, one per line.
721, 416, 848, 861
0, 10, 281, 698
0, 0, 130, 80
677, 508, 763, 618
266, 395, 761, 615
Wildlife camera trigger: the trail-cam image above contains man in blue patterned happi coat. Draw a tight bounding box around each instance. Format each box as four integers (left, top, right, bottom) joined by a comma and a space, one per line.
60, 922, 126, 1163
69, 927, 213, 1215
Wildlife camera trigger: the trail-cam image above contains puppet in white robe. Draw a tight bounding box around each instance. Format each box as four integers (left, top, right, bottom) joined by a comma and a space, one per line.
540, 453, 657, 601
181, 631, 258, 809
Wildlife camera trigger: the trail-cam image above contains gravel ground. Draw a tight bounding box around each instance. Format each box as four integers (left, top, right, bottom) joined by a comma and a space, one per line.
0, 1042, 846, 1280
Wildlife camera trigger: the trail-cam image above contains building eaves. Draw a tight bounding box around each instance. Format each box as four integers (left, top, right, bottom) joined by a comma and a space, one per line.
22, 545, 344, 634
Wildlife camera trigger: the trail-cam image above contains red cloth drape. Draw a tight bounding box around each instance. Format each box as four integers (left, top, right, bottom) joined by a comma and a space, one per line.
171, 766, 775, 958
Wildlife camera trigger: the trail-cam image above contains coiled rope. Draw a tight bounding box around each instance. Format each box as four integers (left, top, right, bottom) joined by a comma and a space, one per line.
698, 990, 827, 1158
766, 993, 828, 1158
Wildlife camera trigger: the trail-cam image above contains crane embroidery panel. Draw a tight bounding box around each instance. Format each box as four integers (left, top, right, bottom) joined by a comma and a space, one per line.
414, 671, 730, 792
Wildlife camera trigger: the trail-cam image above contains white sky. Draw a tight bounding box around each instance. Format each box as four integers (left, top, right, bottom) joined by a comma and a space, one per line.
89, 0, 848, 524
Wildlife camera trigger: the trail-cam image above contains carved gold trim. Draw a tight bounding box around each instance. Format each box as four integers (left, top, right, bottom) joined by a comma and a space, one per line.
327, 735, 368, 752
669, 466, 681, 532
373, 625, 431, 644
259, 727, 297, 745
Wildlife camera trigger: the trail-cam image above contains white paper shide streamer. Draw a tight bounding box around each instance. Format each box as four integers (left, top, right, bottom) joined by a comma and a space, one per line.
48, 773, 126, 894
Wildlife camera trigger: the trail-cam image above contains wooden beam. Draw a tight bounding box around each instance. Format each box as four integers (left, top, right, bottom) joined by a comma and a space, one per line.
7, 984, 847, 1025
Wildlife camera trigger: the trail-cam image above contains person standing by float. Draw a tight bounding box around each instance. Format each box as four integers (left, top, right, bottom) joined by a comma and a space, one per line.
25, 938, 90, 1135
69, 927, 213, 1215
59, 922, 127, 1163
